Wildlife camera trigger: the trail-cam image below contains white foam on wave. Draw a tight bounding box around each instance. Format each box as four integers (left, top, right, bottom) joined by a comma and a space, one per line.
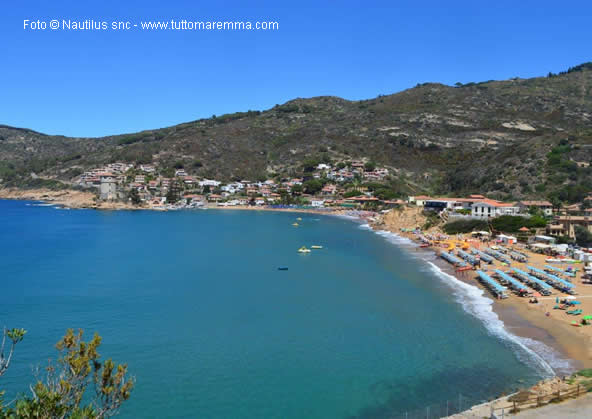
351, 220, 571, 375
373, 229, 418, 247
426, 261, 569, 376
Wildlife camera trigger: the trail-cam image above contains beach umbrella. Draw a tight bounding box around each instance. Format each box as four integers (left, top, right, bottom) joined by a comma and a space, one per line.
583, 315, 592, 320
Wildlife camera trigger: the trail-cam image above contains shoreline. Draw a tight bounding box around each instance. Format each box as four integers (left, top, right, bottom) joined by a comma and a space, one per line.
372, 230, 576, 375
4, 189, 592, 403
3, 188, 589, 373
368, 223, 592, 375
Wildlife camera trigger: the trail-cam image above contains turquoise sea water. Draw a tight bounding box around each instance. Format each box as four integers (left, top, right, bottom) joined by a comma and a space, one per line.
0, 200, 563, 418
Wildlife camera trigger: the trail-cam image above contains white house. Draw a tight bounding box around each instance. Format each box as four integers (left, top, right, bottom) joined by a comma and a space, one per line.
199, 179, 221, 187
517, 201, 554, 216
408, 195, 432, 207
471, 200, 519, 218
311, 200, 325, 207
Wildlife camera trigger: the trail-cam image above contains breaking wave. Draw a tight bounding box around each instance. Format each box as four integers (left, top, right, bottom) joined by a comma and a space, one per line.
362, 226, 571, 376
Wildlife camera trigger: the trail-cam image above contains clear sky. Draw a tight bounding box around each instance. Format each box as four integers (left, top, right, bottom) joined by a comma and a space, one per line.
2, 0, 591, 137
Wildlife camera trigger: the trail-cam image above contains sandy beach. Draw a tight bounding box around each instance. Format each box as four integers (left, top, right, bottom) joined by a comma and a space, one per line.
374, 208, 592, 372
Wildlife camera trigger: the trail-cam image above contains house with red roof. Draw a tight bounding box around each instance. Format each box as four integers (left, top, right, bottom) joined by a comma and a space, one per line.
471, 199, 519, 218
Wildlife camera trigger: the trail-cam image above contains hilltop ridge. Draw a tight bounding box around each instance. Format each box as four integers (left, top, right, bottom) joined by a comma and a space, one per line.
1, 62, 591, 202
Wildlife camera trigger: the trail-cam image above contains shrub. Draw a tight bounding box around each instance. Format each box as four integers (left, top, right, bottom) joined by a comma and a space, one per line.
492, 215, 547, 233
443, 219, 489, 234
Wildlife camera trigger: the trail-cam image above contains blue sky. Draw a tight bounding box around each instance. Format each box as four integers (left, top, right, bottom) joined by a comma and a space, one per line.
1, 0, 591, 137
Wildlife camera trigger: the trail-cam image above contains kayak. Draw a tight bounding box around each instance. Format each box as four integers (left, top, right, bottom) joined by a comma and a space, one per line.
311, 245, 323, 249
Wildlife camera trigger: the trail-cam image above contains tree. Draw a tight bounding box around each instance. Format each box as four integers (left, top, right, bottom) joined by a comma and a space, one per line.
128, 188, 141, 205
0, 327, 26, 377
1, 329, 134, 419
364, 161, 376, 172
291, 184, 302, 195
303, 179, 323, 195
575, 226, 592, 247
166, 182, 180, 203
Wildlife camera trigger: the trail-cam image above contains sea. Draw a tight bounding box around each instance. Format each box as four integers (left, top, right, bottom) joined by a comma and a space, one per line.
0, 200, 570, 418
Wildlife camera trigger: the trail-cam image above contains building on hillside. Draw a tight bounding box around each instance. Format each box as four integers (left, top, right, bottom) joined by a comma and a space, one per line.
139, 165, 155, 173
199, 179, 221, 187
207, 194, 222, 202
546, 216, 592, 239
471, 200, 519, 218
99, 173, 118, 200
383, 199, 405, 208
517, 200, 553, 216
408, 195, 431, 206
311, 199, 325, 207
321, 184, 338, 196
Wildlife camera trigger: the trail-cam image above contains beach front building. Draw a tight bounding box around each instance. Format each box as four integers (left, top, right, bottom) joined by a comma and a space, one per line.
471, 200, 519, 218
547, 216, 592, 239
516, 200, 554, 216
346, 196, 380, 206
99, 173, 118, 200
408, 195, 431, 206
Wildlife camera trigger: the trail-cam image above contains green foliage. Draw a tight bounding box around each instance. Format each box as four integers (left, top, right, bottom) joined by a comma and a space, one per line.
129, 188, 141, 205
491, 215, 547, 233
576, 368, 592, 378
301, 158, 319, 173
422, 211, 441, 230
343, 190, 359, 198
275, 104, 299, 113
443, 219, 489, 234
364, 161, 376, 172
575, 226, 592, 247
303, 179, 324, 194
0, 329, 134, 419
0, 328, 27, 377
0, 162, 17, 181
117, 134, 149, 145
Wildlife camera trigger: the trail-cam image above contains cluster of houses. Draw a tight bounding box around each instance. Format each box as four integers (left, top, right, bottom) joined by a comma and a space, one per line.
75, 161, 395, 208
409, 195, 554, 218
75, 161, 592, 242
410, 194, 592, 240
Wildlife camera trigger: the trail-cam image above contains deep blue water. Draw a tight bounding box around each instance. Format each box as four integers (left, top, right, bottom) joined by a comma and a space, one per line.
0, 200, 554, 418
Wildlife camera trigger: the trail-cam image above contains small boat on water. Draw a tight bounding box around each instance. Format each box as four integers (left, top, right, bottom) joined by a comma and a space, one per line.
292, 223, 299, 226
311, 245, 323, 249
298, 246, 311, 253
278, 267, 289, 271
296, 217, 302, 221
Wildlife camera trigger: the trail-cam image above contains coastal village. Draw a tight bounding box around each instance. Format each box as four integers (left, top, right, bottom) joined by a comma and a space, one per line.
6, 161, 592, 416
71, 159, 592, 241
75, 160, 592, 415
